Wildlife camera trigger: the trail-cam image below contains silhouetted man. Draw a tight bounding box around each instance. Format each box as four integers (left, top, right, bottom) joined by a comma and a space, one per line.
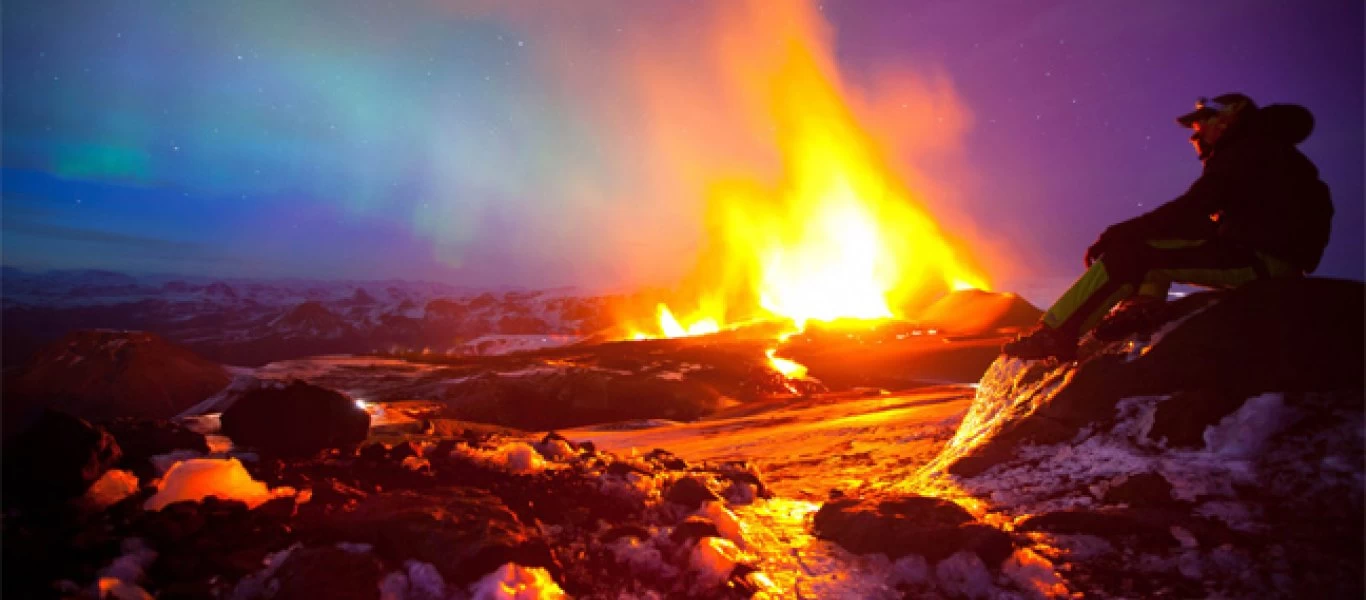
1004, 93, 1333, 361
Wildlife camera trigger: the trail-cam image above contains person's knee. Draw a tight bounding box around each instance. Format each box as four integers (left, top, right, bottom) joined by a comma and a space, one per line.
1100, 239, 1150, 283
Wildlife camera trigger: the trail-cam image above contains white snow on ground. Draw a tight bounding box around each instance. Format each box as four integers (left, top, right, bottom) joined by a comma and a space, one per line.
568, 387, 979, 598
378, 560, 447, 600
458, 334, 584, 356
144, 458, 296, 510
467, 563, 566, 599
89, 538, 157, 600
451, 441, 548, 475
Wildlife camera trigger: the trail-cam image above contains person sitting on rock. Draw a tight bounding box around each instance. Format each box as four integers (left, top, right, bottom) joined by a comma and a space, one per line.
1003, 93, 1333, 361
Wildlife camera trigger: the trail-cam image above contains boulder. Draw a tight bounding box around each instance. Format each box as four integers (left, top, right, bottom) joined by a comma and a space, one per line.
2, 410, 122, 508
813, 495, 1014, 566
270, 546, 387, 600
923, 277, 1364, 598
220, 381, 370, 457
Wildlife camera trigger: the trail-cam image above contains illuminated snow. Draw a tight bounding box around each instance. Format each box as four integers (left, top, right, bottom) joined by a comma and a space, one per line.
144, 458, 294, 510
467, 564, 566, 600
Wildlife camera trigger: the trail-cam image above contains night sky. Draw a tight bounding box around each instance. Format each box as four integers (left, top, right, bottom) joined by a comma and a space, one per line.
3, 0, 1361, 302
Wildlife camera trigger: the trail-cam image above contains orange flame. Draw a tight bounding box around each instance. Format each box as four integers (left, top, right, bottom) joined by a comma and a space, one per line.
630, 4, 988, 341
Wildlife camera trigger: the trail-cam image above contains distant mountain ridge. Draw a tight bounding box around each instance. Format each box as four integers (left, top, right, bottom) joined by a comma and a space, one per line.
1, 268, 614, 366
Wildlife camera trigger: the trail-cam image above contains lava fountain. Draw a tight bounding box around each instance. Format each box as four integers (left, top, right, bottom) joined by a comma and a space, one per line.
623, 2, 990, 377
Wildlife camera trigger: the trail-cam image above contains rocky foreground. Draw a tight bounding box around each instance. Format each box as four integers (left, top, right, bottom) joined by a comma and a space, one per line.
2, 278, 1361, 599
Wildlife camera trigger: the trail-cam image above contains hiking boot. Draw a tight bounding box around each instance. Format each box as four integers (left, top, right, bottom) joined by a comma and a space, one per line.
1001, 325, 1078, 362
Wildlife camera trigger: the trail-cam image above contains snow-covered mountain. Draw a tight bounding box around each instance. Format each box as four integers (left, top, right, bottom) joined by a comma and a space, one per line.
2, 268, 617, 366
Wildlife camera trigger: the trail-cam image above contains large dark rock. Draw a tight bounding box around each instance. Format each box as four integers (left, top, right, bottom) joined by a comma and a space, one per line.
2, 410, 122, 508
220, 381, 370, 457
270, 546, 387, 600
923, 277, 1365, 599
325, 488, 556, 586
813, 495, 1014, 566
945, 278, 1364, 476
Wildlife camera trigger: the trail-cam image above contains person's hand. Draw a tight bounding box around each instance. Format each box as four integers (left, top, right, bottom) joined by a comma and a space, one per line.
1083, 235, 1108, 269
1084, 224, 1136, 268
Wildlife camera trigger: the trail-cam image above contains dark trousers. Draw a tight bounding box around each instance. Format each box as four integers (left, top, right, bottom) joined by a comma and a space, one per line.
1042, 238, 1298, 337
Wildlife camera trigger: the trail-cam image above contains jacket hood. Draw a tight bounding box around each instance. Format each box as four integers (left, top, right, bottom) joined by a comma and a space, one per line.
1251, 104, 1315, 145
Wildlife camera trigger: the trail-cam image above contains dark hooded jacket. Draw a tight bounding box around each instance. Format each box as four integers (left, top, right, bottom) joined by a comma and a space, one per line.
1109, 104, 1333, 272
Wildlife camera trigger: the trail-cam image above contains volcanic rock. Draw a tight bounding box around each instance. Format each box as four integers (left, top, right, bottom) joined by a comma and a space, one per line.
442, 369, 728, 431
2, 410, 122, 508
926, 277, 1364, 598
4, 330, 230, 427
220, 381, 370, 457
813, 495, 1013, 565
326, 488, 556, 586
665, 476, 720, 510
269, 546, 387, 600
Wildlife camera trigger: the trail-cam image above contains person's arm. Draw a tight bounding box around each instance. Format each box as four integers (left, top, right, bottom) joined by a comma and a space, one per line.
1084, 155, 1237, 267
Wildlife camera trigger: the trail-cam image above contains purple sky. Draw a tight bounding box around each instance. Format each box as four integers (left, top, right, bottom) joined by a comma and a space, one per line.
3, 0, 1361, 301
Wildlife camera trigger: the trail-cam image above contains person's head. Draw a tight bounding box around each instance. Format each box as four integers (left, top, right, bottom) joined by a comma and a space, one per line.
1177, 93, 1257, 160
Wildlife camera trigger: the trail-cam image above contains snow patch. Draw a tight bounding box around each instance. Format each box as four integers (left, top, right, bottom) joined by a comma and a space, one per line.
697, 501, 748, 548
378, 560, 446, 600
1203, 392, 1297, 458
91, 538, 157, 600
467, 563, 566, 599
933, 551, 994, 599
83, 469, 140, 510
1000, 548, 1068, 599
689, 536, 742, 588
144, 458, 295, 510
451, 441, 546, 475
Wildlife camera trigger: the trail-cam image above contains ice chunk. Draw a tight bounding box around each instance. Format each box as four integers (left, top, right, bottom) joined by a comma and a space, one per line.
467, 563, 565, 599
504, 443, 545, 474
1001, 548, 1068, 599
696, 501, 747, 547
379, 560, 446, 600
83, 469, 140, 510
144, 458, 294, 510
1203, 392, 1296, 458
689, 537, 741, 588
934, 551, 993, 599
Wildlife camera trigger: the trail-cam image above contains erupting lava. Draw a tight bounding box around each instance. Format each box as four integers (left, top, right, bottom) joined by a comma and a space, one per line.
627, 1, 989, 379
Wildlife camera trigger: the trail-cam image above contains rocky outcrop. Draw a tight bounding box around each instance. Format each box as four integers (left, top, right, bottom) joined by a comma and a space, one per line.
219, 381, 370, 457
814, 495, 1013, 566
2, 410, 123, 508
920, 277, 1364, 598
442, 369, 735, 431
